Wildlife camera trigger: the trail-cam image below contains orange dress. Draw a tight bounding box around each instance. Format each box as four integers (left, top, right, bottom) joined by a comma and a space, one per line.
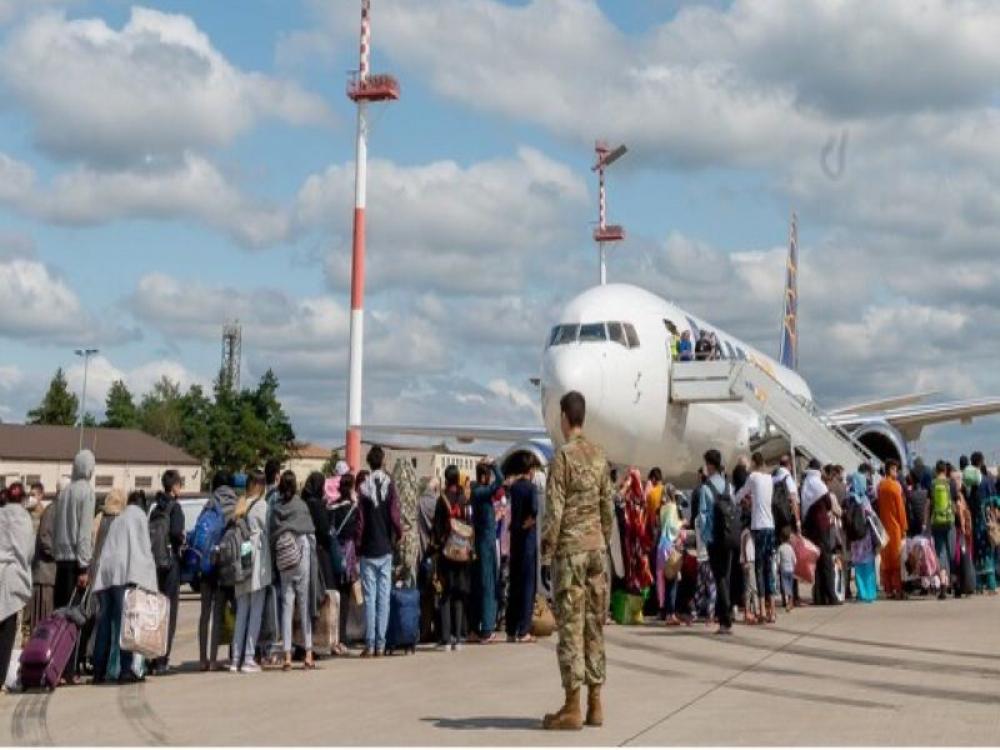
877, 477, 908, 595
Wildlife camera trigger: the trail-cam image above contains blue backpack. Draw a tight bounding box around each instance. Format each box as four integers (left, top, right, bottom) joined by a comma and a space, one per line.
191, 503, 226, 576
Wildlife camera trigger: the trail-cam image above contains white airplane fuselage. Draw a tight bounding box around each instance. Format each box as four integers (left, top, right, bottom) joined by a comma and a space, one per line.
539, 283, 811, 479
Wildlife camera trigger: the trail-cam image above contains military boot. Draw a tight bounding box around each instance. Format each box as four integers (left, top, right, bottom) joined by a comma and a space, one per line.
586, 685, 603, 727
542, 688, 583, 730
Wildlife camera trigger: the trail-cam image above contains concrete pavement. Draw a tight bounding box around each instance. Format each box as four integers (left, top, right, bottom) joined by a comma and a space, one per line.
3, 593, 1000, 745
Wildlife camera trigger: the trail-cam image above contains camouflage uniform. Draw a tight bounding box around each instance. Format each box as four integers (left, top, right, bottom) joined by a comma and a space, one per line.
542, 435, 614, 691
391, 459, 420, 586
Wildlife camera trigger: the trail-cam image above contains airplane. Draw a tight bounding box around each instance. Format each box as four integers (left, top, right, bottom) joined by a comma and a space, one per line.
367, 215, 1000, 483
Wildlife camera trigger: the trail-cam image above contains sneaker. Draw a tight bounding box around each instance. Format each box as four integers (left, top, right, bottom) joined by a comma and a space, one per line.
360, 648, 375, 659
241, 661, 262, 674
434, 643, 449, 652
228, 662, 240, 673
451, 642, 463, 652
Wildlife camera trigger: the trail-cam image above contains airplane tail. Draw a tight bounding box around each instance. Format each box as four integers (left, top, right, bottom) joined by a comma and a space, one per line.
778, 212, 798, 371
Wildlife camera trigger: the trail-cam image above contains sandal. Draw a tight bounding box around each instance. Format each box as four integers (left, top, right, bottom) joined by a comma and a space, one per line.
480, 634, 499, 645
303, 660, 317, 670
282, 660, 292, 672
516, 634, 536, 644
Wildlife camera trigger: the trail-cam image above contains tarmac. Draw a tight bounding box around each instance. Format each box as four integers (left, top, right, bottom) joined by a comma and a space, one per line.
3, 591, 1000, 746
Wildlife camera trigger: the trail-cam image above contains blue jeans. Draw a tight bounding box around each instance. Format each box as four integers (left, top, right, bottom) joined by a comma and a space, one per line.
360, 554, 392, 651
932, 526, 955, 577
753, 528, 777, 597
232, 589, 266, 666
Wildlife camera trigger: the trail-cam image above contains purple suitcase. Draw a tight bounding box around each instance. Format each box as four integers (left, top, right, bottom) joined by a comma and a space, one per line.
20, 613, 79, 690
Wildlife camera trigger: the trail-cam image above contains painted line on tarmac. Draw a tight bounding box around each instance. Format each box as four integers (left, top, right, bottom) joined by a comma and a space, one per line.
619, 607, 850, 747
118, 683, 170, 746
10, 692, 53, 746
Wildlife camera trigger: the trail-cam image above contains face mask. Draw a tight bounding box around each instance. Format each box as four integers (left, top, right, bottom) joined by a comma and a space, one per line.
25, 496, 39, 510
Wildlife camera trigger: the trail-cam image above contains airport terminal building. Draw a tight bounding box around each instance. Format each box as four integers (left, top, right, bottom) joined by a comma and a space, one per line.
0, 424, 202, 495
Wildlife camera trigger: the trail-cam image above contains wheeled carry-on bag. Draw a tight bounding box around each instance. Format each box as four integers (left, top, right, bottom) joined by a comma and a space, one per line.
385, 585, 420, 655
20, 590, 89, 691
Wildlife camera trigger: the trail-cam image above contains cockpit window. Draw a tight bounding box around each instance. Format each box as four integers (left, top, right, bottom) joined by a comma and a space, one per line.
548, 326, 561, 347
578, 323, 607, 342
735, 346, 747, 361
623, 323, 640, 349
607, 322, 628, 348
724, 341, 736, 359
555, 324, 579, 345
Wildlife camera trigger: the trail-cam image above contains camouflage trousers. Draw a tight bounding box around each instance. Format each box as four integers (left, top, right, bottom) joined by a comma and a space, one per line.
553, 549, 608, 690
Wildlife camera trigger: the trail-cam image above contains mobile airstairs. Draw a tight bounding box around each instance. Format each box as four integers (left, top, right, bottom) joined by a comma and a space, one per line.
670, 360, 878, 469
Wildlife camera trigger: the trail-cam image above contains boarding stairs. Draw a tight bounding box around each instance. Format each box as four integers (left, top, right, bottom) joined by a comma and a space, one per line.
670, 359, 878, 469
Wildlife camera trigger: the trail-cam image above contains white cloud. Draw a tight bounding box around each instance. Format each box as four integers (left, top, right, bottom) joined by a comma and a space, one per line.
0, 151, 290, 248
1, 7, 333, 166
64, 355, 207, 416
300, 147, 588, 293
0, 256, 133, 345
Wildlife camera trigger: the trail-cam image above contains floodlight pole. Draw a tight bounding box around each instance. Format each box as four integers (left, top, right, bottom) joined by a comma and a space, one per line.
75, 347, 98, 451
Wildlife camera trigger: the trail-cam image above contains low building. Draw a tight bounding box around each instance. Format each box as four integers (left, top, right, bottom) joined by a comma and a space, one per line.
286, 440, 488, 486
0, 424, 202, 496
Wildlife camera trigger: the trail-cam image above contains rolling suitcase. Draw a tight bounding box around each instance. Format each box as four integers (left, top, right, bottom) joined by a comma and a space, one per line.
385, 586, 420, 654
20, 613, 79, 690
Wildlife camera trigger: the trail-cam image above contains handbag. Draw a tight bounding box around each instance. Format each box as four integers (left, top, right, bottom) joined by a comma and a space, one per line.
351, 579, 364, 606
530, 595, 556, 638
867, 513, 888, 550
443, 519, 474, 563
329, 505, 356, 580
664, 547, 683, 581
119, 588, 170, 660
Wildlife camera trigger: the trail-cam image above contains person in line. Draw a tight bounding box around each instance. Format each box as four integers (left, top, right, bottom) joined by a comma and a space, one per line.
906, 469, 930, 537
149, 470, 185, 675
302, 471, 338, 655
734, 452, 776, 623
678, 330, 694, 362
847, 473, 878, 603
954, 478, 975, 598
540, 391, 613, 731
740, 525, 759, 624
776, 528, 796, 611
658, 486, 683, 626
52, 449, 96, 684
230, 471, 270, 673
772, 455, 802, 606
391, 459, 422, 595
505, 455, 539, 643
969, 452, 997, 594
28, 484, 57, 636
416, 476, 441, 644
801, 459, 838, 605
355, 446, 402, 658
257, 458, 284, 665
697, 449, 736, 635
270, 471, 317, 670
433, 466, 472, 651
0, 482, 33, 689
877, 460, 908, 600
199, 471, 239, 672
929, 460, 956, 599
470, 459, 504, 644
91, 490, 157, 684
330, 473, 359, 654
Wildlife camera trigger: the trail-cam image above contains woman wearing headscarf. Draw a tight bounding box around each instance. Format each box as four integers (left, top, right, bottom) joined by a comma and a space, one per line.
269, 471, 317, 670
657, 485, 683, 625
470, 459, 504, 643
91, 488, 127, 580
416, 476, 440, 643
433, 465, 472, 651
329, 473, 358, 655
877, 460, 908, 600
0, 483, 34, 689
29, 488, 57, 634
848, 473, 878, 603
302, 472, 335, 592
91, 490, 158, 683
623, 469, 653, 595
391, 458, 422, 589
801, 460, 839, 605
230, 472, 270, 673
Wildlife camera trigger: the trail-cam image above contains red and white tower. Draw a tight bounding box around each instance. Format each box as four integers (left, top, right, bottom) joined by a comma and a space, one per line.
591, 140, 627, 285
345, 0, 399, 471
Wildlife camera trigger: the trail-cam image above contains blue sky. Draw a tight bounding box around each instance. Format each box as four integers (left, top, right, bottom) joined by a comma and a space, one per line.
1, 0, 999, 464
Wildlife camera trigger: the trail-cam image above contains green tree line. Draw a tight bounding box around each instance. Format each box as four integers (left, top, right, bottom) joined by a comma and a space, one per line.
27, 367, 296, 484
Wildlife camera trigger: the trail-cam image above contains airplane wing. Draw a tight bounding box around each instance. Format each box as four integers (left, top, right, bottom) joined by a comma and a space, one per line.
363, 424, 548, 444
830, 398, 1000, 441
828, 391, 938, 416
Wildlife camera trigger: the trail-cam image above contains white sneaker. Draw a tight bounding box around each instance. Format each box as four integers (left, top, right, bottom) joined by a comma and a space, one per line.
228, 662, 239, 673
451, 642, 463, 652
241, 660, 261, 674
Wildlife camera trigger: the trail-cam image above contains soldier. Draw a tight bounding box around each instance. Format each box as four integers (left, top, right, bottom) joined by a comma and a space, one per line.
540, 391, 614, 731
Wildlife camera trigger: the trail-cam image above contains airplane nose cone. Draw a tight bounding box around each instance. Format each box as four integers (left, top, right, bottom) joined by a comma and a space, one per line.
541, 347, 605, 440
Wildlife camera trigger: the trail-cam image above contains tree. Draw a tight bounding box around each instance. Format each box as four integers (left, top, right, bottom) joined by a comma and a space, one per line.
250, 369, 295, 465
27, 368, 79, 426
138, 376, 184, 446
81, 413, 98, 427
103, 380, 139, 429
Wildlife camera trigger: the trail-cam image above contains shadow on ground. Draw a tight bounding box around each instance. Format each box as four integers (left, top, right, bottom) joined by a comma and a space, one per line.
422, 716, 541, 731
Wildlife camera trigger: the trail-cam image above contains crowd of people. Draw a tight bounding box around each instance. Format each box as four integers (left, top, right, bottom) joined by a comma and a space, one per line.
2, 437, 998, 691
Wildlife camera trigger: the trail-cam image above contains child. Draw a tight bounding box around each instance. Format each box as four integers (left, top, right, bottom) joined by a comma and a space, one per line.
740, 527, 759, 624
778, 528, 797, 612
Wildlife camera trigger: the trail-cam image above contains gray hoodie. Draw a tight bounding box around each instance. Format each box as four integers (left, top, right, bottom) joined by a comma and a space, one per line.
53, 450, 97, 568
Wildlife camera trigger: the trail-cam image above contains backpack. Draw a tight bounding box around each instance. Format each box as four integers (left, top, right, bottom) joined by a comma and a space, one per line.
931, 478, 955, 528
275, 531, 302, 572
772, 476, 793, 530
843, 495, 868, 543
709, 481, 741, 551
149, 500, 174, 572
191, 502, 226, 576
215, 510, 254, 587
